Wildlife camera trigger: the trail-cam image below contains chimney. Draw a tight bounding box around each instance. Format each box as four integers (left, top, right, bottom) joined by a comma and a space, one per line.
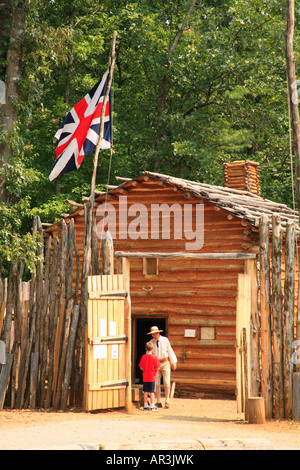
223, 160, 260, 196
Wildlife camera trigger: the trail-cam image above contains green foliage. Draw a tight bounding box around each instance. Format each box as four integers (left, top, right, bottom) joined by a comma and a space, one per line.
0, 0, 299, 271
0, 197, 42, 275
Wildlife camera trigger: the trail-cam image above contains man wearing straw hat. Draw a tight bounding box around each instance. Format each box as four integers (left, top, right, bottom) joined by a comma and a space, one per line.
148, 326, 177, 409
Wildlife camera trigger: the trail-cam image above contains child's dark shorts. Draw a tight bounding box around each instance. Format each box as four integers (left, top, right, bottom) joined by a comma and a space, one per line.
143, 381, 156, 393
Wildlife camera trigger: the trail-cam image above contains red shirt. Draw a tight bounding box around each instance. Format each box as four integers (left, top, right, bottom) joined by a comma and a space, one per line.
139, 353, 160, 382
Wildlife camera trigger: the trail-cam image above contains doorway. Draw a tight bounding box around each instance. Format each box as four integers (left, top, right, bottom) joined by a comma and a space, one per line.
133, 317, 166, 384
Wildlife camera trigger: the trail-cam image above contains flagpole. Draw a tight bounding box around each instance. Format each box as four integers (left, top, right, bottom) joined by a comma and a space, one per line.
90, 30, 117, 197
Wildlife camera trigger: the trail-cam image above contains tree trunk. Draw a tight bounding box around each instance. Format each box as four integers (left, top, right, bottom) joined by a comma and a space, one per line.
0, 0, 28, 202
285, 0, 300, 362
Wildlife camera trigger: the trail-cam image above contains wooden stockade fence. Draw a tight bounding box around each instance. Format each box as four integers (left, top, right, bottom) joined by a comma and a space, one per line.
0, 215, 83, 411
237, 214, 300, 421
257, 214, 298, 420
0, 207, 300, 420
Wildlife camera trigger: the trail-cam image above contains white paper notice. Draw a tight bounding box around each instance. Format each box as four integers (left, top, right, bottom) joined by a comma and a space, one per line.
112, 344, 118, 359
94, 344, 107, 359
109, 321, 117, 336
99, 319, 107, 336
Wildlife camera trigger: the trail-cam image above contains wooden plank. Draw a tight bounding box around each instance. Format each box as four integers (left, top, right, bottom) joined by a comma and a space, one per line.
88, 290, 127, 299
107, 274, 113, 409
117, 276, 125, 407
112, 274, 119, 407
89, 384, 127, 391
94, 274, 102, 411
88, 338, 127, 345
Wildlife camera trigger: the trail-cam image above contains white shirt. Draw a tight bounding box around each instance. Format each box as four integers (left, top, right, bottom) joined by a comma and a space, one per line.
150, 335, 177, 365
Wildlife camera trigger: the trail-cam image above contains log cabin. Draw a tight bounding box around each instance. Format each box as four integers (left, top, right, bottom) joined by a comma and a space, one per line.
44, 160, 299, 399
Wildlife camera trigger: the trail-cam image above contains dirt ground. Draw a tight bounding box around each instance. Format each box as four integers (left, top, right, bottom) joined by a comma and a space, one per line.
1, 397, 300, 450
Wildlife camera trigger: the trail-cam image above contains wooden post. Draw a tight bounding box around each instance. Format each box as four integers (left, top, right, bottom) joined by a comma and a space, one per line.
40, 236, 52, 407
92, 217, 100, 275
272, 214, 284, 419
0, 354, 13, 410
283, 221, 295, 419
293, 372, 300, 421
44, 238, 61, 409
102, 231, 114, 275
60, 305, 80, 410
248, 397, 265, 424
259, 215, 273, 419
78, 195, 94, 405
54, 299, 74, 410
245, 259, 260, 397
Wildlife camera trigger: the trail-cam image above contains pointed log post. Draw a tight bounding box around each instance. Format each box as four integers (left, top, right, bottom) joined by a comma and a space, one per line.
283, 221, 295, 419
77, 195, 94, 405
259, 215, 273, 419
272, 214, 284, 419
245, 259, 260, 397
102, 231, 114, 275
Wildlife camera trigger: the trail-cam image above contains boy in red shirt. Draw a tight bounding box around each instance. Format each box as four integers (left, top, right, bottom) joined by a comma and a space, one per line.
139, 342, 160, 410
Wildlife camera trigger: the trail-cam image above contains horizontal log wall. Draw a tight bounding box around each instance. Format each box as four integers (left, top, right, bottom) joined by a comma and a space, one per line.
53, 179, 259, 397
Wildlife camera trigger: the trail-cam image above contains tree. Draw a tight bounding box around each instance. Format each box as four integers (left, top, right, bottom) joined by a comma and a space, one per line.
0, 0, 28, 202
1, 0, 299, 229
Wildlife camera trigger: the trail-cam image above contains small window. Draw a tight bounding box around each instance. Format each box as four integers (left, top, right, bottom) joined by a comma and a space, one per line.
143, 257, 159, 275
200, 327, 215, 341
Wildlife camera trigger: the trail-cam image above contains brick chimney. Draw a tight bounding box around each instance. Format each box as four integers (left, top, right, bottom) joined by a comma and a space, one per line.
223, 160, 260, 196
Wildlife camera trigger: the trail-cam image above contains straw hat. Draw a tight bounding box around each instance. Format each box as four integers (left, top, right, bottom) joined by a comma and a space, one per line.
147, 326, 163, 335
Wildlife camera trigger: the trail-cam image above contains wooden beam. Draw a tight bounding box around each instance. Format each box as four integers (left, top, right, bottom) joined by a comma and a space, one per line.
115, 176, 132, 181
66, 199, 84, 208
115, 251, 257, 260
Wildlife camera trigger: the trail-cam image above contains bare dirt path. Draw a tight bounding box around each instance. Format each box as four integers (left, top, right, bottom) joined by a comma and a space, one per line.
0, 398, 300, 450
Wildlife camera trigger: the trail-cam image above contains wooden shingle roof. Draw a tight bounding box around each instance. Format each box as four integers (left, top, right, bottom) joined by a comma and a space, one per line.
140, 171, 299, 233
43, 170, 299, 234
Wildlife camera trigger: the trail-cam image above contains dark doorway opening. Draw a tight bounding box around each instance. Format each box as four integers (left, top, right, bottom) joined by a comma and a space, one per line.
134, 317, 166, 384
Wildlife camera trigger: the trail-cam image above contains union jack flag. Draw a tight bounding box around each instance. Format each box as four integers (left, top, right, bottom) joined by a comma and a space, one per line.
49, 70, 112, 181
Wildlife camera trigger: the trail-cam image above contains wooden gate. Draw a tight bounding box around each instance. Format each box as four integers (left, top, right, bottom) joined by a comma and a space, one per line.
84, 274, 128, 411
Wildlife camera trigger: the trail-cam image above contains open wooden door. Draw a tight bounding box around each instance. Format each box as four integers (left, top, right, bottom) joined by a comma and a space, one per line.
236, 273, 251, 414
84, 274, 128, 411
